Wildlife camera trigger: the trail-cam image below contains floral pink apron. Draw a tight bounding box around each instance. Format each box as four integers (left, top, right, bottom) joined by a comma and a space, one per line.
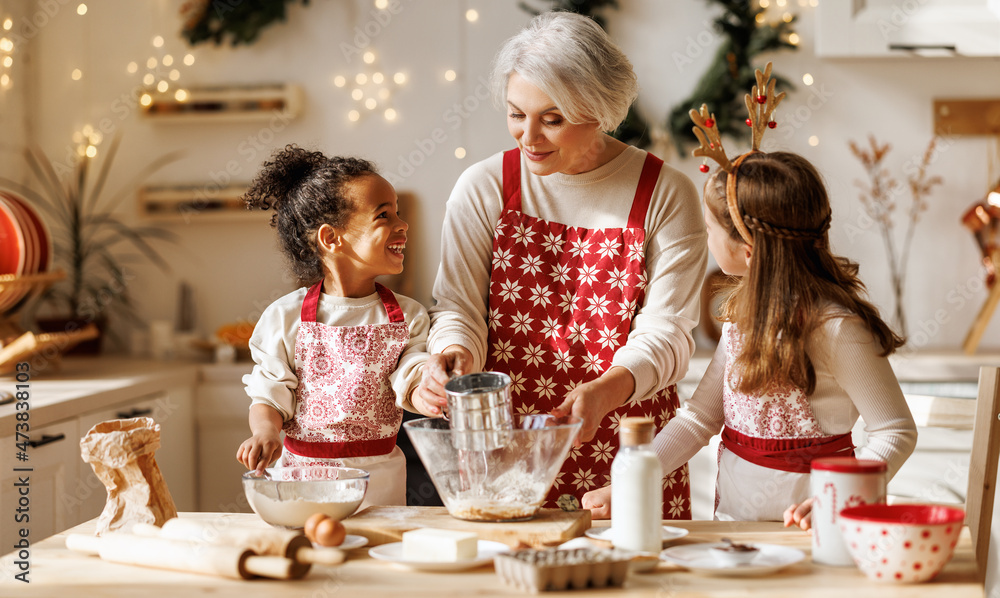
484, 149, 690, 519
282, 281, 409, 465
716, 322, 854, 517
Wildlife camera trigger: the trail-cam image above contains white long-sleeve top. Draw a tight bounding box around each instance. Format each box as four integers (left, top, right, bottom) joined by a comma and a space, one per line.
243, 286, 429, 419
653, 314, 918, 481
427, 146, 709, 401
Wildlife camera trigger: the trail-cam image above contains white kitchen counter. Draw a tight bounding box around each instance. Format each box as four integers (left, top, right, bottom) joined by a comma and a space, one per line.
0, 357, 201, 437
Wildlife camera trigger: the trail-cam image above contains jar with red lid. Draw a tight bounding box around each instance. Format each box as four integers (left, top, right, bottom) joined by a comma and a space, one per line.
811, 457, 887, 566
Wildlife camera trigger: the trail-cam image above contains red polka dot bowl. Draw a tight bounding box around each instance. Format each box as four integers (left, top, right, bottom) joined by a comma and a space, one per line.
839, 504, 965, 583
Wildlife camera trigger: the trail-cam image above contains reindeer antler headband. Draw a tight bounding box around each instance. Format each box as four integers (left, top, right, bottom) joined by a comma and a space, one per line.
690, 62, 791, 246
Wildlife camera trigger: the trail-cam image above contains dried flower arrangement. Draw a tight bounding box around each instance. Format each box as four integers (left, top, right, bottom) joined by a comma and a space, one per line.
849, 135, 943, 336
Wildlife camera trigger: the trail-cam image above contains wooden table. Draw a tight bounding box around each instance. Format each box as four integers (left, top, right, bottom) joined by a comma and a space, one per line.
0, 512, 983, 597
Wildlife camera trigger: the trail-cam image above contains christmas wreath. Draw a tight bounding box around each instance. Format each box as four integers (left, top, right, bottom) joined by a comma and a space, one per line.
181, 0, 310, 47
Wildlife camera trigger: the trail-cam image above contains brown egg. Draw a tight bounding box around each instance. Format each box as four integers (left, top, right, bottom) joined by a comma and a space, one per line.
304, 513, 329, 543
314, 517, 346, 547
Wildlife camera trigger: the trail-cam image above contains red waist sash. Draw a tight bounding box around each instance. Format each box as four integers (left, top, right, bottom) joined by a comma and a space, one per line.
283, 435, 397, 459
721, 425, 855, 474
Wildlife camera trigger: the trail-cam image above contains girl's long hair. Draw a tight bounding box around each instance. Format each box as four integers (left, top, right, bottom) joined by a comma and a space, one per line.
706, 152, 903, 395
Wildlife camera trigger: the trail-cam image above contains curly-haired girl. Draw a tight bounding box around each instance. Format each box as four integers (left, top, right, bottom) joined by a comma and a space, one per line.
583, 152, 917, 527
237, 145, 429, 507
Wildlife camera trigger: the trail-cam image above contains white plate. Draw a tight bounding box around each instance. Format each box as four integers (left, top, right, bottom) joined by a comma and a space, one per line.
585, 525, 689, 544
367, 540, 509, 571
660, 542, 805, 577
313, 534, 368, 550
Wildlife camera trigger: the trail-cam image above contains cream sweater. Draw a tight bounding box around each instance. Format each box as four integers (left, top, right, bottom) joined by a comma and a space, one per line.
427, 146, 709, 401
653, 315, 918, 479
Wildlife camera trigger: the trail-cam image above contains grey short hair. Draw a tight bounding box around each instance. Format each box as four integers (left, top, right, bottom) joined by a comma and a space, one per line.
490, 11, 638, 133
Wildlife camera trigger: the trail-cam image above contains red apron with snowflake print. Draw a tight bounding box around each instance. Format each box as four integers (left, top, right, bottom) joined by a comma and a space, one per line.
483, 149, 690, 519
280, 281, 410, 505
715, 322, 854, 520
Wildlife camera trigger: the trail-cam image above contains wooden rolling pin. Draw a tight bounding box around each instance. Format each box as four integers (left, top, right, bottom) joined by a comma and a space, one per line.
133, 519, 346, 566
65, 532, 306, 580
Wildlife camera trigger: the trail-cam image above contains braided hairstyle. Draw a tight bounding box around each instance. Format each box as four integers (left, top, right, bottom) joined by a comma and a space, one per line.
704, 151, 903, 396
243, 145, 377, 286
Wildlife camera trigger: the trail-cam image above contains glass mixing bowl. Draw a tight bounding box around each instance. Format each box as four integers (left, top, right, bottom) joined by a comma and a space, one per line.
242, 466, 369, 528
404, 414, 582, 522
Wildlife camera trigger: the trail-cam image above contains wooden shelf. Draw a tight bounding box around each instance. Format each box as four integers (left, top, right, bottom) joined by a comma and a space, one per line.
137, 184, 268, 223
140, 83, 302, 123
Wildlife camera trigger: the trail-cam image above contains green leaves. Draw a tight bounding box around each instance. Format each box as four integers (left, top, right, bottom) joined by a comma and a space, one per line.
181, 0, 311, 47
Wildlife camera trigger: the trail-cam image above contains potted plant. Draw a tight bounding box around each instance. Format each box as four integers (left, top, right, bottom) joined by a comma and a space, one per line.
0, 135, 182, 352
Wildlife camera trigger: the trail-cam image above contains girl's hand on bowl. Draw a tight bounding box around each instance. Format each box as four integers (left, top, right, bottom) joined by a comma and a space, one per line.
237, 432, 282, 474
783, 497, 813, 531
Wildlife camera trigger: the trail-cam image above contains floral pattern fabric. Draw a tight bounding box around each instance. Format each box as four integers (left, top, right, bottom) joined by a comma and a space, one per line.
283, 283, 409, 450
721, 322, 825, 439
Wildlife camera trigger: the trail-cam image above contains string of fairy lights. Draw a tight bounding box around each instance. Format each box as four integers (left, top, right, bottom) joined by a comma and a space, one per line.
1, 0, 826, 159
757, 0, 821, 148
0, 15, 13, 89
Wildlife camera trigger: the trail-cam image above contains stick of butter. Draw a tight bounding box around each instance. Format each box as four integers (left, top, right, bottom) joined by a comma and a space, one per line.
401, 528, 479, 562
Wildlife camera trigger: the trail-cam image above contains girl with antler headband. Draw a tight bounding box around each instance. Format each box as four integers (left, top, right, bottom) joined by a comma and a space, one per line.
584, 64, 917, 526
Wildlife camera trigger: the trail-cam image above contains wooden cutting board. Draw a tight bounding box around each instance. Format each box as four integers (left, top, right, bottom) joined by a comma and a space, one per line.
343, 506, 590, 548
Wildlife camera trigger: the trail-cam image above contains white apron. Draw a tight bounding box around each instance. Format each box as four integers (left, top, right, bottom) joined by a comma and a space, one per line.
715, 323, 854, 521
280, 281, 409, 508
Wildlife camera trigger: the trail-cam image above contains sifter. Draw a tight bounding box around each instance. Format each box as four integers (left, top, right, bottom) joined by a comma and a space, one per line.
444, 371, 514, 451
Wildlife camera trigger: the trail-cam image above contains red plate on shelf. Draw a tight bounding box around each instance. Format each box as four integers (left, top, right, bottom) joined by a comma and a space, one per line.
0, 194, 25, 276
0, 194, 28, 313
1, 191, 51, 273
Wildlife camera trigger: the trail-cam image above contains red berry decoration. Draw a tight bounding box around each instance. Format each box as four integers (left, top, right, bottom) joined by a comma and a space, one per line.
704, 118, 715, 128
745, 118, 753, 127
699, 164, 710, 173
756, 95, 767, 104
768, 121, 777, 129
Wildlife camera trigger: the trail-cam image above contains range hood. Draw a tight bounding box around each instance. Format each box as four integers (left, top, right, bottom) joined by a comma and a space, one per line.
817, 0, 1000, 57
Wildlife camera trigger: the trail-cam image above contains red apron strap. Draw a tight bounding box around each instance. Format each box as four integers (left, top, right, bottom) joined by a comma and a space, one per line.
626, 152, 664, 229
300, 281, 324, 323
721, 425, 856, 474
283, 434, 398, 459
502, 148, 523, 212
374, 282, 405, 324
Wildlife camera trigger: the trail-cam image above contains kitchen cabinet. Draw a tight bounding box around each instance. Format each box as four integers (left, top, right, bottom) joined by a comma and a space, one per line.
76, 387, 196, 523
196, 364, 255, 513
0, 358, 199, 551
0, 418, 79, 551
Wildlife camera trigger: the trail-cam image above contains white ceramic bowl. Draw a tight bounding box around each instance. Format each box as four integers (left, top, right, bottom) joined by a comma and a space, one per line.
839, 504, 965, 583
242, 466, 368, 529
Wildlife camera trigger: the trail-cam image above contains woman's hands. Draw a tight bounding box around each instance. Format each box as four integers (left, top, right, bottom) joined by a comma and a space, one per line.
551, 366, 635, 444
783, 497, 814, 531
237, 404, 284, 474
582, 485, 612, 519
412, 345, 475, 417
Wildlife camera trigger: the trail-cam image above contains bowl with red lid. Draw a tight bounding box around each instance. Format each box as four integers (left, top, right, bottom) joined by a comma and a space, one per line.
839, 504, 965, 583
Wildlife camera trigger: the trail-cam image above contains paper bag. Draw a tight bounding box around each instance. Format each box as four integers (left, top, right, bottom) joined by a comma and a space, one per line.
80, 417, 177, 535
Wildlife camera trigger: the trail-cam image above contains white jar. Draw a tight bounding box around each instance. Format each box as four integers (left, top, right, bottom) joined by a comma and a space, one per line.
811, 457, 886, 566
611, 417, 662, 570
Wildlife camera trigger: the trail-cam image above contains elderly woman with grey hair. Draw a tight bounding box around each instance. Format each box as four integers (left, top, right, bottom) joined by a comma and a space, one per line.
411, 11, 707, 519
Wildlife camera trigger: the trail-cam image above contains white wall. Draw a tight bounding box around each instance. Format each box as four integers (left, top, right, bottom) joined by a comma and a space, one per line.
10, 0, 1000, 352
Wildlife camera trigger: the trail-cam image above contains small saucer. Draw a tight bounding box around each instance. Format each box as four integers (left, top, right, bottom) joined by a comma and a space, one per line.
585, 525, 689, 545
368, 540, 509, 571
660, 542, 805, 577
313, 534, 368, 550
